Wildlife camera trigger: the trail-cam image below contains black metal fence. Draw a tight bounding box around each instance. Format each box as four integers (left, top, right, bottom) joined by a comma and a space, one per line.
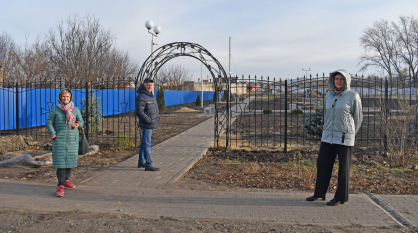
0, 78, 138, 149
223, 74, 418, 150
2, 74, 418, 151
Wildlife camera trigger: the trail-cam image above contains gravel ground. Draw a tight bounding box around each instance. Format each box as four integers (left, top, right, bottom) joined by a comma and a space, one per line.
0, 208, 414, 233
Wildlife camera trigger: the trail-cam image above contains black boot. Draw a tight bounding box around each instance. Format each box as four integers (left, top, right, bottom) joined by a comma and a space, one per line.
306, 195, 326, 201
326, 198, 345, 206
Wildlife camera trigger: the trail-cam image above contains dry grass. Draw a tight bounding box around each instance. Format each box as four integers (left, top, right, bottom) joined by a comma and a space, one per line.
185, 147, 418, 194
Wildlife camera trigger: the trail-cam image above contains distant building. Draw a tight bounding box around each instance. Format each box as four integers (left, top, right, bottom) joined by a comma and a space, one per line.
161, 80, 178, 86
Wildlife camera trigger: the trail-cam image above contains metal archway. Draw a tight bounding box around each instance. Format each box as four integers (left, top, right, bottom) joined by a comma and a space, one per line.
135, 42, 231, 147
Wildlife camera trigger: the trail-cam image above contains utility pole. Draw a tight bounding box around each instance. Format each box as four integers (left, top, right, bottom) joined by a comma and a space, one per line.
302, 68, 311, 78
229, 37, 231, 101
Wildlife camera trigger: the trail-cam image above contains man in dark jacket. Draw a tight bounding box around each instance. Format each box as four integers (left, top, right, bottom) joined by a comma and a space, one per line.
135, 78, 160, 171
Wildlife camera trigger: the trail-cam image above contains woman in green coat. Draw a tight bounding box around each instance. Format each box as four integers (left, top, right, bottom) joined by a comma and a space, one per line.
46, 88, 84, 197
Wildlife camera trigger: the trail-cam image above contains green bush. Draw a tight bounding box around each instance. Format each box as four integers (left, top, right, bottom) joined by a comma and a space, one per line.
81, 90, 102, 135
195, 94, 201, 106
157, 86, 165, 113
302, 103, 324, 139
223, 90, 229, 101
263, 109, 273, 114
292, 108, 304, 115
112, 134, 134, 150
213, 91, 218, 102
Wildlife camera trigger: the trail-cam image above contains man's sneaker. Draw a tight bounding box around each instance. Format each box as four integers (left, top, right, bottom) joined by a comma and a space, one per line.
56, 185, 64, 197
145, 166, 160, 171
64, 180, 75, 189
138, 164, 146, 168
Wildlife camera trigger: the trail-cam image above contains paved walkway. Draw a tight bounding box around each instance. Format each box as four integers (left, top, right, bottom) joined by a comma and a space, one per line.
0, 180, 407, 227
0, 99, 417, 229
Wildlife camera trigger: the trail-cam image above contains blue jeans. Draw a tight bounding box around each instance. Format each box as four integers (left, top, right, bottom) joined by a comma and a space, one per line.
138, 128, 153, 168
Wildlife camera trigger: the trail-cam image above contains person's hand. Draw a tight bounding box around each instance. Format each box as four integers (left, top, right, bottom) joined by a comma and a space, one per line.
51, 135, 56, 140
72, 122, 80, 129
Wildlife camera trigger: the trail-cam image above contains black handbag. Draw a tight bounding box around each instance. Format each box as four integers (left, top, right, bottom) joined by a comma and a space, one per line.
79, 129, 90, 155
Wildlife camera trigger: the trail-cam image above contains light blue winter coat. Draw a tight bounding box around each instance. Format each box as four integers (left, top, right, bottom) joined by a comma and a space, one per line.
321, 69, 363, 146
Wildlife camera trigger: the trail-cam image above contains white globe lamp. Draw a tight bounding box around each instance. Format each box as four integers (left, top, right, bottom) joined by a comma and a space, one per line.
145, 20, 154, 30
153, 26, 162, 35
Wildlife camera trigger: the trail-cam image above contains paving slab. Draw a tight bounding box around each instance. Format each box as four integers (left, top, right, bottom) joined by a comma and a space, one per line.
376, 194, 418, 228
0, 180, 399, 227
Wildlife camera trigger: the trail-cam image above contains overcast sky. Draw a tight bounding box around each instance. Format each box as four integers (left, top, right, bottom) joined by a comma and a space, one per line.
2, 0, 418, 82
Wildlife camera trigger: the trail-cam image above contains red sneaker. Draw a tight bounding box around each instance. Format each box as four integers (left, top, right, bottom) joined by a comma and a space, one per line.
56, 185, 64, 197
64, 180, 75, 189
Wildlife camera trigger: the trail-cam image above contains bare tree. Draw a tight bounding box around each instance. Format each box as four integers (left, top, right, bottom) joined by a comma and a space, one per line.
392, 15, 418, 81
359, 19, 398, 80
46, 14, 115, 83
97, 48, 139, 82
156, 64, 193, 90
12, 37, 50, 83
359, 16, 418, 82
0, 32, 19, 84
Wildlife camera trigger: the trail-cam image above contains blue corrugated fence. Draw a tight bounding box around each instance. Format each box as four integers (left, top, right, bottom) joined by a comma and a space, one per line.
0, 88, 220, 130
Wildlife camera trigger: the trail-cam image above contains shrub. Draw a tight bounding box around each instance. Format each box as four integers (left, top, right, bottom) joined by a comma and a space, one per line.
112, 133, 134, 150
223, 90, 229, 101
81, 90, 102, 135
213, 91, 218, 102
195, 94, 201, 106
302, 103, 324, 139
292, 108, 304, 115
263, 109, 272, 114
377, 98, 418, 167
410, 105, 418, 135
157, 86, 165, 113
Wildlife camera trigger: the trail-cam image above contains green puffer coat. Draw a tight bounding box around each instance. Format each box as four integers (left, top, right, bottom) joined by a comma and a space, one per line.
46, 89, 84, 169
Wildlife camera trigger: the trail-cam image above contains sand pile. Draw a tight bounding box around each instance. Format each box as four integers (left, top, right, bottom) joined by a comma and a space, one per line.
175, 107, 199, 112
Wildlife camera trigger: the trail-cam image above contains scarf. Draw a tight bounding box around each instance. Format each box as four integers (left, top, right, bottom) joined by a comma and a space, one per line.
334, 86, 345, 94
57, 101, 75, 126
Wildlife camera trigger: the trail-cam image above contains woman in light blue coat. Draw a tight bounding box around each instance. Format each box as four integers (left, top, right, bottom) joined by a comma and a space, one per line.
306, 69, 363, 206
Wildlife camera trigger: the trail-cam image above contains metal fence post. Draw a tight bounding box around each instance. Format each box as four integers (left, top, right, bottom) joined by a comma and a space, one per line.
226, 77, 230, 148
284, 80, 288, 152
15, 82, 19, 135
384, 79, 389, 152
85, 82, 89, 141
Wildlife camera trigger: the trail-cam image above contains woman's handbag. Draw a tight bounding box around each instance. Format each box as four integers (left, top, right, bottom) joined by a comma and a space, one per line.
79, 129, 90, 155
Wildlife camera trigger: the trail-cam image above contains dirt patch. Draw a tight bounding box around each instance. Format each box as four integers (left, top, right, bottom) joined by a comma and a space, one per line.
172, 146, 418, 195
0, 150, 135, 182
0, 135, 33, 154
0, 208, 409, 233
